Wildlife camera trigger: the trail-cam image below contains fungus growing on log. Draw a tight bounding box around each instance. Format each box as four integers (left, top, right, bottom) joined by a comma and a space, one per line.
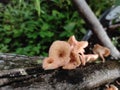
68, 35, 78, 48
62, 51, 81, 70
68, 35, 88, 54
42, 36, 110, 70
49, 41, 71, 66
42, 41, 71, 70
42, 57, 60, 70
74, 41, 88, 66
105, 84, 118, 90
68, 35, 88, 66
93, 44, 110, 62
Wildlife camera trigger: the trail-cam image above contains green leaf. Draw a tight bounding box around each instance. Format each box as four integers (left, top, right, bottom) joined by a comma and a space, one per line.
39, 30, 54, 38
115, 0, 120, 6
3, 25, 11, 31
80, 28, 87, 34
63, 22, 76, 31
41, 23, 49, 31
35, 0, 41, 16
4, 38, 11, 44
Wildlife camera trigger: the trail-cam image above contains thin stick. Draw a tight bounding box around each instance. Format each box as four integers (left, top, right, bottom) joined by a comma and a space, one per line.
73, 0, 120, 59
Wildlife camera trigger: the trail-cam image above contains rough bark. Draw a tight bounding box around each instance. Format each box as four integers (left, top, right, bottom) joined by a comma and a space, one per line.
0, 53, 119, 89
0, 53, 44, 70
0, 60, 120, 90
73, 0, 120, 59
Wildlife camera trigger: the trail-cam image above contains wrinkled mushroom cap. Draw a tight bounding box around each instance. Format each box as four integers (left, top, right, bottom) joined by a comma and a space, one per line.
49, 41, 71, 66
68, 35, 88, 54
42, 57, 60, 70
77, 41, 88, 49
93, 44, 110, 57
73, 41, 88, 53
62, 51, 81, 70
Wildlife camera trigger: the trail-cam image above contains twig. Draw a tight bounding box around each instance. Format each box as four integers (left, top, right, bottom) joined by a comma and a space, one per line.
108, 24, 120, 30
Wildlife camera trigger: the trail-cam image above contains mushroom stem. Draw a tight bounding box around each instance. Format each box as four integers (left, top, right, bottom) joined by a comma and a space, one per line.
99, 53, 105, 63
79, 53, 86, 66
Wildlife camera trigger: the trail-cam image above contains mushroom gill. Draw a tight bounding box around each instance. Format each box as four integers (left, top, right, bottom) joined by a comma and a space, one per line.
68, 35, 88, 66
62, 51, 81, 70
85, 54, 99, 62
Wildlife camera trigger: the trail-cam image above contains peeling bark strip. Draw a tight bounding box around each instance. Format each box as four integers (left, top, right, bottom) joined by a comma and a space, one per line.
0, 61, 120, 90
73, 0, 120, 59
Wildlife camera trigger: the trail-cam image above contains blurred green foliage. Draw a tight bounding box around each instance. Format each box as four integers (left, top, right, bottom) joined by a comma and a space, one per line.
0, 0, 116, 56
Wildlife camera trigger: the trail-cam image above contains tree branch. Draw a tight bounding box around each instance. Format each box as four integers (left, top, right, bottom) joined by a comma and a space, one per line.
73, 0, 120, 59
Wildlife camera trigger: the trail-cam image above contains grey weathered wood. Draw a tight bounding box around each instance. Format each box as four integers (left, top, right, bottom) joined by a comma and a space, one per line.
0, 53, 119, 89
73, 0, 120, 59
0, 60, 120, 90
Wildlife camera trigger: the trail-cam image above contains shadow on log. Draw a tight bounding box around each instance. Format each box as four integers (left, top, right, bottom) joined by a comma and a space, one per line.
0, 53, 119, 90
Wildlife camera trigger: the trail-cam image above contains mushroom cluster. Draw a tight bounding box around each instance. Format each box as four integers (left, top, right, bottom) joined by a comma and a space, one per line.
42, 35, 110, 70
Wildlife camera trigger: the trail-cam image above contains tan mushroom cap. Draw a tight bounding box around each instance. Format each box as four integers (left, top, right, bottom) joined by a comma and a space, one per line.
77, 41, 88, 49
73, 41, 88, 54
93, 44, 110, 62
62, 51, 81, 70
42, 57, 60, 70
105, 84, 118, 90
68, 35, 78, 47
49, 40, 71, 66
68, 35, 88, 54
93, 44, 110, 56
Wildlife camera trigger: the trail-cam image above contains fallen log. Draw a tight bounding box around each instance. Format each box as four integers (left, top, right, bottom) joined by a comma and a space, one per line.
0, 60, 120, 90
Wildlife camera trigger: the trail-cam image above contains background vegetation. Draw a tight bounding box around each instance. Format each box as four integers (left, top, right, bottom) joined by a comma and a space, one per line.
0, 0, 117, 56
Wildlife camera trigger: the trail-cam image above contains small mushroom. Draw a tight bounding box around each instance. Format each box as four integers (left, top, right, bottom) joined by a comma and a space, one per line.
62, 51, 81, 70
93, 44, 110, 62
105, 84, 118, 90
42, 57, 60, 70
49, 40, 71, 66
